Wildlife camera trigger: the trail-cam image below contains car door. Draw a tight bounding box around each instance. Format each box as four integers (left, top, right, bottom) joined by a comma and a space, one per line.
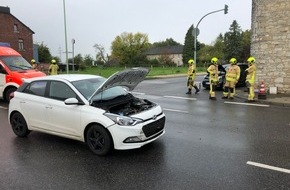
19, 80, 48, 128
45, 81, 82, 137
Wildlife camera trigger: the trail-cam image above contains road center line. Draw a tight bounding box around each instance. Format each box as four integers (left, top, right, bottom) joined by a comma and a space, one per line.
163, 108, 188, 114
247, 161, 290, 174
0, 106, 8, 110
224, 101, 270, 107
163, 95, 197, 101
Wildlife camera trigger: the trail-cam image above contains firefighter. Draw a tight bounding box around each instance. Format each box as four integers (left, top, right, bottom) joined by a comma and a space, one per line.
222, 58, 240, 99
186, 59, 200, 94
48, 59, 59, 75
31, 59, 37, 69
207, 57, 219, 100
245, 56, 257, 102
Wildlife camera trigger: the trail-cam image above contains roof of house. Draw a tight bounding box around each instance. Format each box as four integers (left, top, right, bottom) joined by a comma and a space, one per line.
0, 6, 34, 34
145, 45, 183, 55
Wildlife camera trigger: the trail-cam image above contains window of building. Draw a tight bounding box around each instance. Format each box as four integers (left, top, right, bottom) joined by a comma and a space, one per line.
18, 39, 24, 50
13, 24, 19, 33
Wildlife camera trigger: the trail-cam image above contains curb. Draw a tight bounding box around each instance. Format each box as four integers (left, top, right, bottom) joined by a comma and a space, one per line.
235, 93, 290, 107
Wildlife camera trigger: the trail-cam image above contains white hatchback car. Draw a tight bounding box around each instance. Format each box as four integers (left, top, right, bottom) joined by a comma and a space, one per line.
8, 68, 165, 156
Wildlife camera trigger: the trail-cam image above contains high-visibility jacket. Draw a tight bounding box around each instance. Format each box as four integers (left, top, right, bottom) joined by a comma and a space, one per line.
207, 64, 218, 82
48, 64, 59, 75
226, 65, 240, 82
246, 64, 256, 84
187, 64, 196, 79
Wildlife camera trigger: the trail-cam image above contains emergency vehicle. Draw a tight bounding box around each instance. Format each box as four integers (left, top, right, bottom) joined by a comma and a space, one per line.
0, 46, 46, 101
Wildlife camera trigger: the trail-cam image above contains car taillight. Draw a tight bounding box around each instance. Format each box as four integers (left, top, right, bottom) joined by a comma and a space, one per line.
9, 92, 14, 100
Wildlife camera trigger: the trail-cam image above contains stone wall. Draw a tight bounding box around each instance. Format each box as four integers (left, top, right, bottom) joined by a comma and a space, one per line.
251, 0, 290, 93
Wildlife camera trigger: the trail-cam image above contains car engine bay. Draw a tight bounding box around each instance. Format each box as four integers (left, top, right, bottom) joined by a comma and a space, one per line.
92, 94, 156, 116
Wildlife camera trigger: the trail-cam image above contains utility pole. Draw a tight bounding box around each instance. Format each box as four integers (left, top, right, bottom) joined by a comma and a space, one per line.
193, 4, 228, 66
63, 0, 69, 74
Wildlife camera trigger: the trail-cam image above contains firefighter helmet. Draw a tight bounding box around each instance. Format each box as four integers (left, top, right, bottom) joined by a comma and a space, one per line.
247, 56, 255, 64
51, 59, 56, 64
188, 59, 194, 65
229, 58, 237, 65
211, 57, 218, 64
31, 59, 36, 63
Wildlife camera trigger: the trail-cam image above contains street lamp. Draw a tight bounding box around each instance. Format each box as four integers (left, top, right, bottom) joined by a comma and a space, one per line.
63, 0, 69, 74
72, 38, 75, 72
193, 4, 228, 66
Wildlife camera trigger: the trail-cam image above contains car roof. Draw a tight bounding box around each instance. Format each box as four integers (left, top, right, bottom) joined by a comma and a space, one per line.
23, 74, 103, 83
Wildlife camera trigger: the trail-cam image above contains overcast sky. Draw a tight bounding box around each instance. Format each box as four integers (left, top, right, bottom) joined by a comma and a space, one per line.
2, 0, 252, 61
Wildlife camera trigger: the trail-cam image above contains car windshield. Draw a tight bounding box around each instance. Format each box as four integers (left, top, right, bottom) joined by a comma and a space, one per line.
71, 77, 128, 101
72, 78, 105, 100
91, 86, 128, 102
0, 56, 32, 71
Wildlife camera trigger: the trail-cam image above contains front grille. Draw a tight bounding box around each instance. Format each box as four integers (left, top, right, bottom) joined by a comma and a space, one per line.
142, 116, 165, 137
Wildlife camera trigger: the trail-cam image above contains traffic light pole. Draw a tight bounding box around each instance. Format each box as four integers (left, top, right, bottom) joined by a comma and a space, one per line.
194, 5, 228, 66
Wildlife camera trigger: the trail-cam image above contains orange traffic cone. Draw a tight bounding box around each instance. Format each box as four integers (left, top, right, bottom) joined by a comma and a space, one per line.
258, 81, 267, 99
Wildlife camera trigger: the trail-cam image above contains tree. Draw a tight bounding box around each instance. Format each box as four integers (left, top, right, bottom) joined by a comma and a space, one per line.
211, 34, 225, 63
111, 32, 150, 66
151, 38, 181, 47
197, 45, 215, 66
83, 54, 94, 66
182, 25, 201, 65
240, 30, 251, 62
224, 20, 243, 61
51, 56, 61, 64
38, 43, 52, 63
73, 54, 83, 65
93, 44, 109, 64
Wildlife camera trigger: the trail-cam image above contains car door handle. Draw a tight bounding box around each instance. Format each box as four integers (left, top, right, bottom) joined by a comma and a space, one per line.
20, 100, 26, 104
45, 105, 53, 109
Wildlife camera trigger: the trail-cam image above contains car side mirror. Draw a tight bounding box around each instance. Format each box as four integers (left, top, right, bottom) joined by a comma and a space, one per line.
64, 98, 84, 105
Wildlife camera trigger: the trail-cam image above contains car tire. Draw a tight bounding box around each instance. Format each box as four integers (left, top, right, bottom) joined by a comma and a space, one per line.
10, 112, 30, 137
5, 87, 17, 102
86, 124, 113, 156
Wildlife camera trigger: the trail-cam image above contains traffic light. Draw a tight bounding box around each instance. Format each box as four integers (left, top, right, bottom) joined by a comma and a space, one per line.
196, 43, 201, 50
224, 4, 228, 14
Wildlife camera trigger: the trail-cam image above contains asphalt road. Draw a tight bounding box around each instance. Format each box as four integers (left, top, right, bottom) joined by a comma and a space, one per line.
0, 76, 289, 190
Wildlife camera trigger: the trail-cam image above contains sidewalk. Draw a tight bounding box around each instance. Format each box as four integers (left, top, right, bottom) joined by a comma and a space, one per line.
235, 88, 290, 107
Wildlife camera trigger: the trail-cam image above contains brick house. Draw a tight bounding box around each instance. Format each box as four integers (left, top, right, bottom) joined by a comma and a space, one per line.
145, 45, 184, 66
0, 6, 34, 61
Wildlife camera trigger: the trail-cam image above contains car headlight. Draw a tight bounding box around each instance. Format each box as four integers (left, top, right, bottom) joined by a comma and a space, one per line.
104, 113, 143, 126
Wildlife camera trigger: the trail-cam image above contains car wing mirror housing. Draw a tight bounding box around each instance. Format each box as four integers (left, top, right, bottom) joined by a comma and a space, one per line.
64, 98, 84, 105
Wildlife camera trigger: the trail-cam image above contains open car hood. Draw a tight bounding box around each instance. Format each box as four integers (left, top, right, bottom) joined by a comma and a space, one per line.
88, 67, 149, 102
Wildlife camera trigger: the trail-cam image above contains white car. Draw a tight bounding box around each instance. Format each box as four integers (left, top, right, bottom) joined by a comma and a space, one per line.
8, 68, 166, 156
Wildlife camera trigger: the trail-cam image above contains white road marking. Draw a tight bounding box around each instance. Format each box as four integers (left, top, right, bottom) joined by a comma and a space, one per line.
224, 101, 270, 107
247, 161, 290, 174
0, 106, 8, 110
163, 108, 188, 114
163, 96, 197, 101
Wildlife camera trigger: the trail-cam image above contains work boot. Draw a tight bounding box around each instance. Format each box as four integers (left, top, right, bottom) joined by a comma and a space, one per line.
221, 96, 228, 99
229, 97, 234, 100
186, 89, 192, 94
245, 100, 255, 103
194, 86, 200, 94
209, 96, 217, 100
